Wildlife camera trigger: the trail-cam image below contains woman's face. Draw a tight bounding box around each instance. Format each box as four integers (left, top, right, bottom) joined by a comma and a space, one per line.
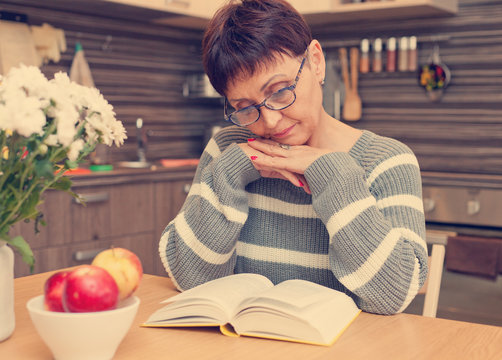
225, 42, 325, 146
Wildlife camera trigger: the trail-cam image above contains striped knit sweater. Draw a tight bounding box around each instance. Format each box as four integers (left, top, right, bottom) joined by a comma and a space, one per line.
159, 126, 428, 315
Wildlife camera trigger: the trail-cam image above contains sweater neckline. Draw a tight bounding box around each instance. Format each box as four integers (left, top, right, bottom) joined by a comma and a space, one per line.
348, 130, 374, 160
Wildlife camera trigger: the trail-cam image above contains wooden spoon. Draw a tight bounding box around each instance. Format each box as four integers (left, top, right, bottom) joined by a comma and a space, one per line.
340, 47, 362, 122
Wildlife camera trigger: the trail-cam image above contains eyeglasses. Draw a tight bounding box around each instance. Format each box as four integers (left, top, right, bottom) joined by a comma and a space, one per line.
224, 53, 307, 127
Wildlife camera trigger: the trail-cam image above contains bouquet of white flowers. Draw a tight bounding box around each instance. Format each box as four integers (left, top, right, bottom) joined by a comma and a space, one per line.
0, 65, 127, 270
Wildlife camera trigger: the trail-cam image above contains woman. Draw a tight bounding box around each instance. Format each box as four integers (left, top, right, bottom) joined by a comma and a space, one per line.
159, 0, 427, 315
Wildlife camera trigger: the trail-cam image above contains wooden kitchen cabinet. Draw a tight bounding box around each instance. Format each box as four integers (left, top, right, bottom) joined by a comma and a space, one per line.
12, 167, 196, 278
153, 178, 193, 275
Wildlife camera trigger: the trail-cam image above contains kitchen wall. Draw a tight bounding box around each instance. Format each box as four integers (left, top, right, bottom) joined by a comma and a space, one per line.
1, 0, 224, 163
2, 0, 501, 176
313, 0, 502, 176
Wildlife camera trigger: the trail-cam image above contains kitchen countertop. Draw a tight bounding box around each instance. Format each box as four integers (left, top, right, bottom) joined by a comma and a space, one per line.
64, 161, 198, 187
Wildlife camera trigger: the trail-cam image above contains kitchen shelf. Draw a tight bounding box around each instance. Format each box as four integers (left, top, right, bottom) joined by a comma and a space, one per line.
305, 0, 458, 27
102, 0, 458, 30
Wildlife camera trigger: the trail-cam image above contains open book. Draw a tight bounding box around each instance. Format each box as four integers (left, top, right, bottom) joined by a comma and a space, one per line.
143, 273, 361, 346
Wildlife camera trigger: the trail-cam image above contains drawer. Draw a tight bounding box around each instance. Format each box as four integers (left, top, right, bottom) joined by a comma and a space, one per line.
423, 186, 502, 228
154, 179, 191, 238
71, 186, 112, 243
71, 183, 154, 242
10, 190, 72, 249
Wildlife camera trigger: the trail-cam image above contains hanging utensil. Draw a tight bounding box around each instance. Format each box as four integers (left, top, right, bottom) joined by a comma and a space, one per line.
333, 56, 345, 121
418, 44, 451, 102
340, 47, 362, 122
322, 55, 337, 117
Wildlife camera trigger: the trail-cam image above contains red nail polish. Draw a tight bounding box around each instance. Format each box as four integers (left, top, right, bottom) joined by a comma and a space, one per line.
298, 179, 304, 187
247, 138, 256, 142
250, 156, 258, 160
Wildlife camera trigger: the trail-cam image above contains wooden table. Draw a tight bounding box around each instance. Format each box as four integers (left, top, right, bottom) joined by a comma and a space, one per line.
2, 271, 502, 360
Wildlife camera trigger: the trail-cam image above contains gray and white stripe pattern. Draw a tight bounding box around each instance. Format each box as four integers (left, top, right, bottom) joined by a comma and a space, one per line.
159, 128, 427, 315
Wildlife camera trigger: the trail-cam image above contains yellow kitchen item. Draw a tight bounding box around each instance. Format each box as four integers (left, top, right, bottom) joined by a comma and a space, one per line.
339, 47, 362, 122
69, 42, 95, 87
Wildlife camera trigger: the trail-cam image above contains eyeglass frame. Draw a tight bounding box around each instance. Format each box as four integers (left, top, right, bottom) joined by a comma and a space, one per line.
223, 51, 308, 127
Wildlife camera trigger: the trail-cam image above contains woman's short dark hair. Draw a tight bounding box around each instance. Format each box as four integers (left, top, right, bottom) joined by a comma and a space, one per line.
202, 0, 312, 96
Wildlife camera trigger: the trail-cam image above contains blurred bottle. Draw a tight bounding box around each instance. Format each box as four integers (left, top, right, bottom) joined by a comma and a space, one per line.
386, 37, 397, 72
408, 36, 418, 72
372, 38, 383, 73
359, 39, 370, 74
398, 37, 409, 72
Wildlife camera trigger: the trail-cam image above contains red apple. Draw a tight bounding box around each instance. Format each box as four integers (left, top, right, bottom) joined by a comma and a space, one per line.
63, 265, 119, 313
92, 247, 143, 301
44, 271, 69, 312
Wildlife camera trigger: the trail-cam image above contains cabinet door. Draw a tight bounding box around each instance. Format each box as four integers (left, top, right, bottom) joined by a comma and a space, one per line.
12, 190, 72, 278
109, 183, 154, 237
71, 186, 112, 243
153, 179, 192, 276
168, 180, 192, 221
14, 239, 112, 278
154, 180, 191, 234
109, 232, 156, 275
10, 190, 71, 250
71, 183, 154, 243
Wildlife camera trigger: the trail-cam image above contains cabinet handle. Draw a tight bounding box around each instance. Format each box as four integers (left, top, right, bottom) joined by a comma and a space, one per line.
73, 192, 109, 204
73, 248, 106, 262
467, 200, 480, 215
183, 183, 191, 194
423, 198, 435, 213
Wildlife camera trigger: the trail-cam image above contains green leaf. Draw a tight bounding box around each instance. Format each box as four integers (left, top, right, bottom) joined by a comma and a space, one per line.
34, 159, 54, 180
49, 176, 73, 191
65, 160, 78, 169
18, 189, 41, 220
8, 235, 35, 273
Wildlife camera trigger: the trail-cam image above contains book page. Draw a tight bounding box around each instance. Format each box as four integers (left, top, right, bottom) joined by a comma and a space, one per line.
236, 279, 346, 311
233, 279, 360, 345
159, 273, 274, 320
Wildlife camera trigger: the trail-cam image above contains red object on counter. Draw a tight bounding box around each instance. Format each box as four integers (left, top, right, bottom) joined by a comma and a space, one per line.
60, 168, 92, 175
160, 158, 199, 168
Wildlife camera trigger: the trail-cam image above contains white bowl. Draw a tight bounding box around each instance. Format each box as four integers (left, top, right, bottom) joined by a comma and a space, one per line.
27, 295, 140, 360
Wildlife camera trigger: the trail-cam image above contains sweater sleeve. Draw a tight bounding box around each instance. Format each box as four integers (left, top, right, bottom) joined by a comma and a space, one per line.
158, 129, 261, 291
305, 141, 428, 315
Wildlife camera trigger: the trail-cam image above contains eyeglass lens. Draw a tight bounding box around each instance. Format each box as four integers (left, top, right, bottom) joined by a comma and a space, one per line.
226, 88, 296, 126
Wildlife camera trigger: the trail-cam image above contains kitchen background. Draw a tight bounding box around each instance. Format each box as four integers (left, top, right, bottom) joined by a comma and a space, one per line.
2, 0, 501, 326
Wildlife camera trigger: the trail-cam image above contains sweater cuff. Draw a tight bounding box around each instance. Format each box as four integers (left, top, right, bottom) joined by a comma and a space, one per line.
217, 143, 261, 188
305, 152, 364, 195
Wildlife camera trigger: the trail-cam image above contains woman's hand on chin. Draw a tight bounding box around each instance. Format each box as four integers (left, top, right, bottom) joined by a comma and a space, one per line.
238, 142, 311, 194
246, 138, 330, 171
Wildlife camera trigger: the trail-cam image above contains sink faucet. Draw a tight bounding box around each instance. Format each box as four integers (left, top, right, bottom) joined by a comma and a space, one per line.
136, 118, 147, 163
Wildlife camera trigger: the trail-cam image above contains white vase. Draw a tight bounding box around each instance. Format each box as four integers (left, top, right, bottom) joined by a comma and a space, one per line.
0, 240, 15, 342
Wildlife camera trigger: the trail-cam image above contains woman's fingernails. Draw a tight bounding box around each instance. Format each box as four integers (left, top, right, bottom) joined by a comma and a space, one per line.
247, 138, 256, 142
250, 156, 258, 160
298, 179, 304, 187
